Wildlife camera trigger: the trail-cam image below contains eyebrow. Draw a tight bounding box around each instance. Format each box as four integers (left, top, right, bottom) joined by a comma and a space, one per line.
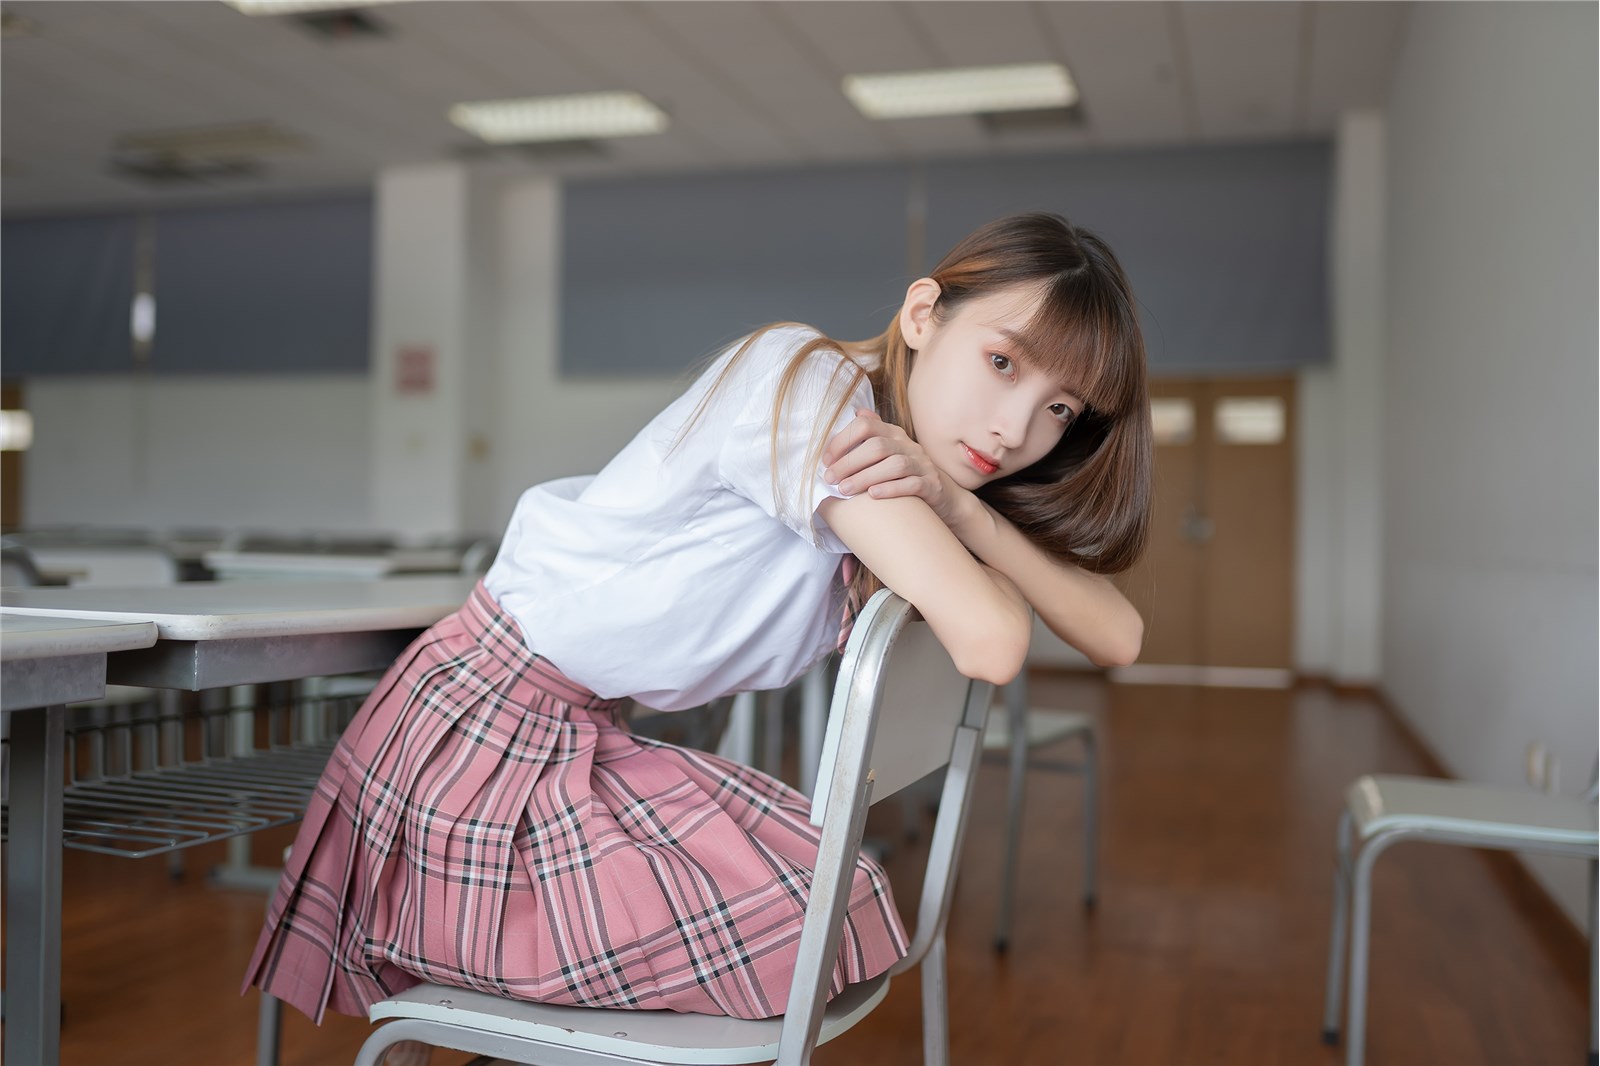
993, 327, 1039, 356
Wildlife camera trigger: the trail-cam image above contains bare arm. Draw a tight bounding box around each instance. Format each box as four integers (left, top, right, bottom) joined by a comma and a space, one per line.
824, 410, 1144, 668
943, 493, 1143, 668
817, 493, 1031, 686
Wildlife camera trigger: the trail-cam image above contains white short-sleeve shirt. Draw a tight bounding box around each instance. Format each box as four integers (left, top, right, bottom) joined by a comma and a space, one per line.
483, 326, 874, 712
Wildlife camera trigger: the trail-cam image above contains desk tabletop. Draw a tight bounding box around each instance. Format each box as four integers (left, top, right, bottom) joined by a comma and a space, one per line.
0, 576, 479, 641
0, 613, 159, 662
202, 550, 397, 580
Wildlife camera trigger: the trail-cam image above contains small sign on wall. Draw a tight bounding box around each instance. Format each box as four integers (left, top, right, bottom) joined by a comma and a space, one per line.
395, 345, 435, 394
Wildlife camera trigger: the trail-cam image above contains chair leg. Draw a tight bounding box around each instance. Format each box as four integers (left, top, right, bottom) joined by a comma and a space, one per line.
1322, 809, 1353, 1045
255, 993, 281, 1066
921, 930, 950, 1066
994, 679, 1029, 951
1345, 833, 1394, 1066
353, 1023, 406, 1066
1080, 728, 1099, 910
1589, 859, 1597, 1066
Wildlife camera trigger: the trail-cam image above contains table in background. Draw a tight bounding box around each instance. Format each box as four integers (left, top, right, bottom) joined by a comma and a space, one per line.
202, 546, 466, 582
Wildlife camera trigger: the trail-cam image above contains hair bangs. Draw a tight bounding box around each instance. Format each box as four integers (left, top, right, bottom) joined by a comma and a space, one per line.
1012, 271, 1141, 421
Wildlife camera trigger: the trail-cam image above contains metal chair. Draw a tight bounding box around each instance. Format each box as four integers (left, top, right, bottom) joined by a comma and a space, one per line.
0, 545, 44, 587
986, 672, 1098, 951
348, 589, 993, 1066
1320, 772, 1599, 1066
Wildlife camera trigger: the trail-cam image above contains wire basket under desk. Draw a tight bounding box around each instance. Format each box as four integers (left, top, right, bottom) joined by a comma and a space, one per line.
2, 681, 369, 859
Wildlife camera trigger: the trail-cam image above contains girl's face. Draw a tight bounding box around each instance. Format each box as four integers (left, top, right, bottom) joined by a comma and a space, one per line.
902, 280, 1084, 491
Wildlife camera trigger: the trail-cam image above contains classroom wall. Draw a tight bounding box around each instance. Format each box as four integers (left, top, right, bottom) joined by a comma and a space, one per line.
1382, 0, 1598, 926
22, 374, 372, 533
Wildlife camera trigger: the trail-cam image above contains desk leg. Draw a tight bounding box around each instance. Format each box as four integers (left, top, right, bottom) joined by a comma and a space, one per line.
209, 685, 281, 892
7, 703, 65, 1066
224, 685, 256, 869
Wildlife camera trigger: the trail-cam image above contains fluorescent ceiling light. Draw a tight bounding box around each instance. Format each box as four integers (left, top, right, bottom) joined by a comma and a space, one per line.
844, 63, 1078, 120
224, 0, 405, 14
1, 411, 34, 452
450, 92, 668, 144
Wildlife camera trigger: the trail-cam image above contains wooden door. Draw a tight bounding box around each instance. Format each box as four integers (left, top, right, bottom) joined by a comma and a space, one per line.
1118, 377, 1296, 672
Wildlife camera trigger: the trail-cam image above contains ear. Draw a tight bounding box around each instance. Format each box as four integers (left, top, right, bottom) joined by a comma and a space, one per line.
897, 278, 941, 348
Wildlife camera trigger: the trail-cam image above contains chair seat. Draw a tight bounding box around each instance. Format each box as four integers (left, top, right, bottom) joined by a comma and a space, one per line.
982, 708, 1092, 752
1348, 774, 1598, 848
368, 975, 891, 1065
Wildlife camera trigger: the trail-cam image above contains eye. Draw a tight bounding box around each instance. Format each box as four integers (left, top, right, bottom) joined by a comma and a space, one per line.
989, 353, 1014, 375
1049, 402, 1077, 426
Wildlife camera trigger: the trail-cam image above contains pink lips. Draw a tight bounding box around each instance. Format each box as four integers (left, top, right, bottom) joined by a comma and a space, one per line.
961, 443, 999, 476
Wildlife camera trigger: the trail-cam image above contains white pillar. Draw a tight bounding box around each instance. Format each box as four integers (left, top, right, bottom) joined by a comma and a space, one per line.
1330, 112, 1385, 684
369, 163, 471, 538
1298, 111, 1386, 684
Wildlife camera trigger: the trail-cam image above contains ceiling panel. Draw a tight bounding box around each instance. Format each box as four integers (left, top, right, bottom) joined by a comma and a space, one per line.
907, 1, 1059, 67
768, 1, 933, 78
1040, 1, 1186, 146
1177, 1, 1304, 141
0, 0, 1409, 216
1304, 2, 1411, 129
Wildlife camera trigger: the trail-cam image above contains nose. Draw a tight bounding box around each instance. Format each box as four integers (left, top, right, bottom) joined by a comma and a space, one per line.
991, 396, 1032, 452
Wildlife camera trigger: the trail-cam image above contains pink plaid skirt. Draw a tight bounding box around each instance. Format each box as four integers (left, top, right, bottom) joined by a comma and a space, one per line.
244, 582, 907, 1022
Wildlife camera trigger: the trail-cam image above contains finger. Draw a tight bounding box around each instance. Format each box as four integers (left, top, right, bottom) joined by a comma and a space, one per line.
837, 454, 914, 497
827, 437, 904, 485
825, 430, 901, 480
822, 415, 879, 465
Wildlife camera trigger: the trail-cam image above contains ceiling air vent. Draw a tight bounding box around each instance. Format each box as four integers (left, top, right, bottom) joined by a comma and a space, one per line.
453, 140, 610, 165
977, 104, 1087, 136
1, 9, 38, 38
293, 8, 387, 39
108, 121, 309, 187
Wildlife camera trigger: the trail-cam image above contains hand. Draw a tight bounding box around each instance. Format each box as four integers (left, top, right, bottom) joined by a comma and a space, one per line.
823, 408, 968, 527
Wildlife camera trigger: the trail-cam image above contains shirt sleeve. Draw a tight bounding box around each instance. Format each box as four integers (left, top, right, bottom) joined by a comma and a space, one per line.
715, 329, 875, 552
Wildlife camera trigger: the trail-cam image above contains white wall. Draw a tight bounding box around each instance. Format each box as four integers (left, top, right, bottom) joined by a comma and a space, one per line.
24, 374, 372, 533
1383, 1, 1598, 925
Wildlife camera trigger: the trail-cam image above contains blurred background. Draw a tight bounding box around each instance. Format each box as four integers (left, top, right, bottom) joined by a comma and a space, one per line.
0, 4, 1595, 1057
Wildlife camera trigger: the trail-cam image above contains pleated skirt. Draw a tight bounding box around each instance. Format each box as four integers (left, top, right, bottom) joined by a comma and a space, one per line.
244, 581, 907, 1022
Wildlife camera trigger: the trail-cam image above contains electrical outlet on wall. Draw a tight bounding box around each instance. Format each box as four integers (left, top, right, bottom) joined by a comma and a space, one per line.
1525, 742, 1560, 793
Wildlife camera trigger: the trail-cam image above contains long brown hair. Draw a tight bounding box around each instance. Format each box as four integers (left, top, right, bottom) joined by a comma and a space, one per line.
685, 212, 1152, 603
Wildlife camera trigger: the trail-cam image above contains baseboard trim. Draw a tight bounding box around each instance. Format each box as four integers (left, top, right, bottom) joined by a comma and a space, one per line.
1108, 663, 1295, 689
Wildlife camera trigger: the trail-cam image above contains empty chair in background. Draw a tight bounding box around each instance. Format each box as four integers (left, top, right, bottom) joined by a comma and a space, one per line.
1321, 770, 1599, 1066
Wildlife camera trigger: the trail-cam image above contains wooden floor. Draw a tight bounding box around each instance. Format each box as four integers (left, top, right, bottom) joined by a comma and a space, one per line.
12, 675, 1591, 1065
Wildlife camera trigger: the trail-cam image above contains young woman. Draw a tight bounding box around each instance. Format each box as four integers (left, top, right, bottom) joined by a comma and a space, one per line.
246, 212, 1151, 1033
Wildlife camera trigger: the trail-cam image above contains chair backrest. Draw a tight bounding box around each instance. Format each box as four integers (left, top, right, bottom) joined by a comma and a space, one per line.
22, 545, 177, 587
777, 589, 993, 1063
0, 546, 43, 587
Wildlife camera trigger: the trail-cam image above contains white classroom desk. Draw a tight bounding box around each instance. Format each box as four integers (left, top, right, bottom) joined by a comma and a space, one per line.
0, 576, 477, 1066
2, 612, 161, 1066
0, 576, 479, 688
202, 547, 463, 582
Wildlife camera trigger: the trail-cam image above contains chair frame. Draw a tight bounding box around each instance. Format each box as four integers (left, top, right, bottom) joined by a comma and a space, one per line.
347, 590, 993, 1066
1320, 776, 1599, 1066
990, 673, 1097, 951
